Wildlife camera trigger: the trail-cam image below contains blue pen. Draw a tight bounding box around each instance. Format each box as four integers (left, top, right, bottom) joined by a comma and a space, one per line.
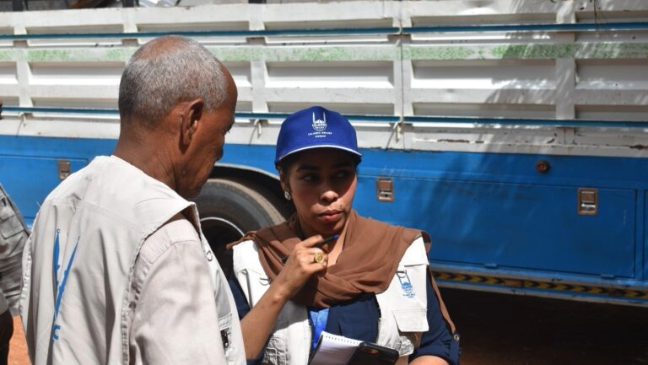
319, 234, 339, 252
322, 234, 339, 244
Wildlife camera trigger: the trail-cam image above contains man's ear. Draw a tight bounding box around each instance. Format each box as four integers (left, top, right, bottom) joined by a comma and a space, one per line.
180, 98, 205, 148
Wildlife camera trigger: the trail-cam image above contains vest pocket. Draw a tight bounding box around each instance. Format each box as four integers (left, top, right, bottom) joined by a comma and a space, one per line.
263, 336, 288, 365
377, 316, 414, 357
393, 308, 428, 332
237, 267, 270, 306
382, 307, 428, 356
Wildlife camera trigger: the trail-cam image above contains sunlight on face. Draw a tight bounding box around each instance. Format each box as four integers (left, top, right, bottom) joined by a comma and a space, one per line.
282, 148, 358, 238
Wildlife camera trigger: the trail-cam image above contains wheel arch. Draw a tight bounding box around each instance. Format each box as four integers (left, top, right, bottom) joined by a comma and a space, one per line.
209, 163, 294, 218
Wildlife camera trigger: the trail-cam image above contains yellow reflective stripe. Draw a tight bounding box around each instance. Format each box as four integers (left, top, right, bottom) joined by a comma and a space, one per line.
432, 271, 648, 300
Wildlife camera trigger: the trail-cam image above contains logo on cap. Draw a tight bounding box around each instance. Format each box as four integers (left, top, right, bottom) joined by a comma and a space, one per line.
308, 111, 332, 138
312, 112, 327, 132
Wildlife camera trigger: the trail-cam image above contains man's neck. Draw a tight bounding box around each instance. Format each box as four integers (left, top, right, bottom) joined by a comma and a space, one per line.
113, 138, 177, 191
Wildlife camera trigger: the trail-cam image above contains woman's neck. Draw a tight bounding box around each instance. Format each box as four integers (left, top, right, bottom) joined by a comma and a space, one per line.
295, 218, 348, 267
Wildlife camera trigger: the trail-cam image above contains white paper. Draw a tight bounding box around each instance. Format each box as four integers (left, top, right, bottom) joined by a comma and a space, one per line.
309, 331, 362, 365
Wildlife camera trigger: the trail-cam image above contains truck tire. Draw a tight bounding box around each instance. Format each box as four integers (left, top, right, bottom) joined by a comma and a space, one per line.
194, 178, 286, 276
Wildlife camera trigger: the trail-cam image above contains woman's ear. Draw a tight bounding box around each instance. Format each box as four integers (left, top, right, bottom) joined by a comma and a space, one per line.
278, 170, 293, 201
278, 168, 290, 193
281, 185, 292, 201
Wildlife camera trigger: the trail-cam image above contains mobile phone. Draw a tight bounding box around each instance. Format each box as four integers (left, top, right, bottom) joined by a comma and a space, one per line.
347, 342, 399, 365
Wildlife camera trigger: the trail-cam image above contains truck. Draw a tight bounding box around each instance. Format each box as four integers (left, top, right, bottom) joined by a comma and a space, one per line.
1, 0, 647, 306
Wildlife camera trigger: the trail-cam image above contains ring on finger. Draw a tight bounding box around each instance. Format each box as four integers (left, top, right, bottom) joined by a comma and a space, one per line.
313, 251, 325, 264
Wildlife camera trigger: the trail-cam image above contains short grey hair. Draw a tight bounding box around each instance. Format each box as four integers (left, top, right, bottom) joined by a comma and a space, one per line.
118, 35, 228, 126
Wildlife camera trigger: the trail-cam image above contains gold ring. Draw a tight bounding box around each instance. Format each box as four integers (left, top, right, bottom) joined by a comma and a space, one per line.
313, 251, 325, 264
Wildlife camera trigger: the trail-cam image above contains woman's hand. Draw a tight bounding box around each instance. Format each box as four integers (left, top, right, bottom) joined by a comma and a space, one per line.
274, 235, 328, 301
239, 235, 328, 359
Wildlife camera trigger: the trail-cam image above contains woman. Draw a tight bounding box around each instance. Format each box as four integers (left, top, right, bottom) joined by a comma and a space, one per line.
229, 106, 460, 365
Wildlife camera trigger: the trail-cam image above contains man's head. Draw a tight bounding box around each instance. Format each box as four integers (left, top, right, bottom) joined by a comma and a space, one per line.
116, 36, 237, 198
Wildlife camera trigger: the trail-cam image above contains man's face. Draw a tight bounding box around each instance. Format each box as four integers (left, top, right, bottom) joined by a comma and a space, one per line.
177, 78, 237, 199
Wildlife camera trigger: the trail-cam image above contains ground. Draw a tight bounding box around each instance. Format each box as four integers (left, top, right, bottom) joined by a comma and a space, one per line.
443, 288, 648, 365
9, 316, 28, 365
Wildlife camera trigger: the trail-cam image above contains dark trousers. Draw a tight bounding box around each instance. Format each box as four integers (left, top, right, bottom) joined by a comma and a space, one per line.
0, 309, 13, 365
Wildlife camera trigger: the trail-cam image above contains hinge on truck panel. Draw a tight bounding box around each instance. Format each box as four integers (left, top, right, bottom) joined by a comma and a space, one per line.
392, 118, 403, 143
58, 160, 71, 181
577, 188, 598, 216
253, 119, 267, 138
377, 177, 394, 202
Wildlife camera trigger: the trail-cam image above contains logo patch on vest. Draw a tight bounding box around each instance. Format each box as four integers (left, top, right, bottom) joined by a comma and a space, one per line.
397, 270, 416, 298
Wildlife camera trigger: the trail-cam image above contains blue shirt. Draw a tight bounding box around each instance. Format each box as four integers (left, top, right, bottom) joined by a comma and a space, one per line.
229, 272, 460, 365
308, 307, 329, 351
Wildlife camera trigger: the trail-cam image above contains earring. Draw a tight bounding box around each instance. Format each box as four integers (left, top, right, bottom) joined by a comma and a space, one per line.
284, 191, 292, 201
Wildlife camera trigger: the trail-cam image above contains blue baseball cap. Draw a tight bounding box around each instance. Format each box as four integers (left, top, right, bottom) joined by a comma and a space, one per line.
275, 106, 362, 165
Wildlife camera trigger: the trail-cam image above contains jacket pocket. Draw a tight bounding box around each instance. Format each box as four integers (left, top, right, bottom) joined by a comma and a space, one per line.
0, 208, 24, 241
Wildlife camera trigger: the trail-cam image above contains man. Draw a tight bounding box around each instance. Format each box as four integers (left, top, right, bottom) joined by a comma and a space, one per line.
20, 36, 245, 364
0, 184, 29, 365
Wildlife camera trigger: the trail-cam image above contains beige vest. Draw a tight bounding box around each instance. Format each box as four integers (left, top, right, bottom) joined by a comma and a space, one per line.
20, 156, 245, 365
233, 236, 429, 365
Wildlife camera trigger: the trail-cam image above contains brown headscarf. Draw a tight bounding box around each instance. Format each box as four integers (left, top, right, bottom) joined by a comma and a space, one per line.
236, 210, 422, 308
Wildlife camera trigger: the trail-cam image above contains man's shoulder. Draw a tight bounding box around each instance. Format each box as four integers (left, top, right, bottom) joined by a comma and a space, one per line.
41, 156, 191, 230
138, 217, 201, 266
131, 217, 205, 295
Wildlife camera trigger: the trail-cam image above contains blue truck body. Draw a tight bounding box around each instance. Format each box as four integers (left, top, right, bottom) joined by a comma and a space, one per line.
2, 130, 647, 306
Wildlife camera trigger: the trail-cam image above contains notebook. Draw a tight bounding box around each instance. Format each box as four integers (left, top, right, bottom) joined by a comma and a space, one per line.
309, 331, 361, 365
309, 331, 399, 365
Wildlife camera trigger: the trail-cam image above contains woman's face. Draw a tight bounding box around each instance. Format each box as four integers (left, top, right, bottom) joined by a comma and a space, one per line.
281, 148, 358, 238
